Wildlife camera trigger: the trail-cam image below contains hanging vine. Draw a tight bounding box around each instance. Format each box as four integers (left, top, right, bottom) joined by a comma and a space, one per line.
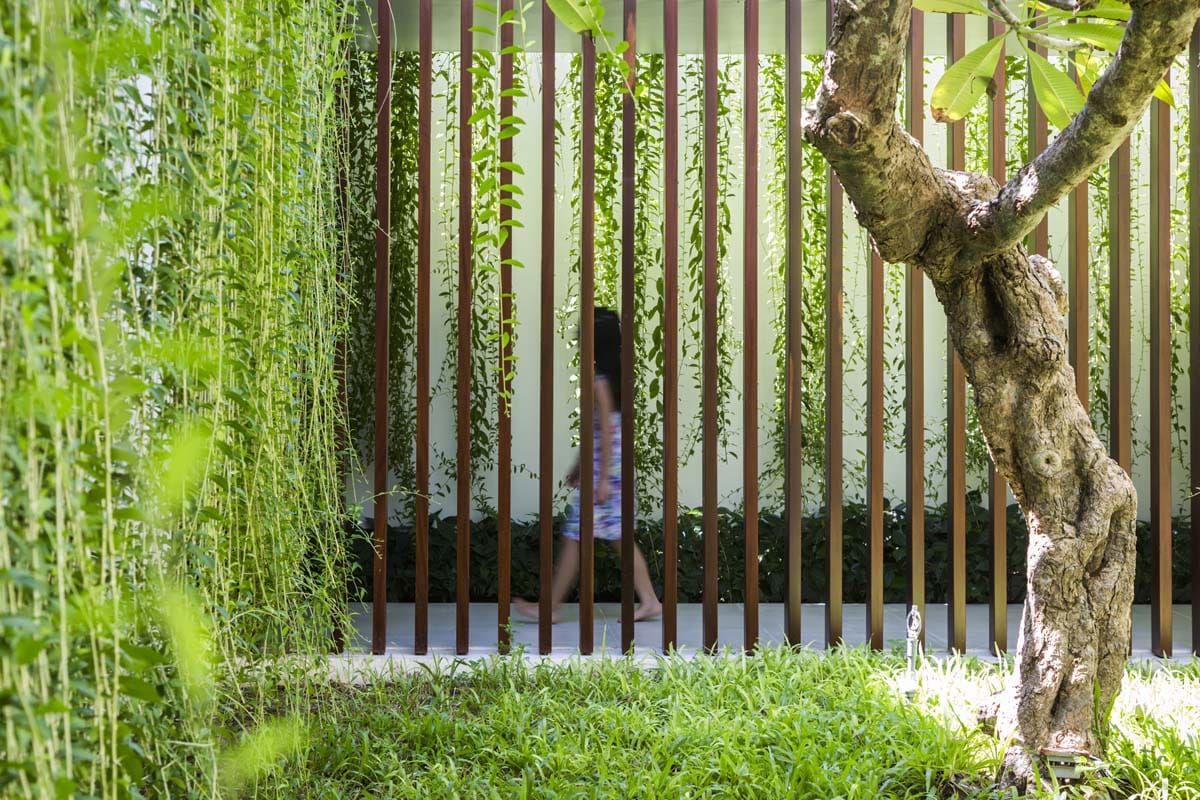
432, 4, 533, 509
344, 49, 420, 514
2, 0, 348, 795
762, 53, 830, 504
632, 53, 667, 514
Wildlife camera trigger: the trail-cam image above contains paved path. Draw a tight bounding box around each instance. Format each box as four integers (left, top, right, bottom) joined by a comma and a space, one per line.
334, 603, 1194, 672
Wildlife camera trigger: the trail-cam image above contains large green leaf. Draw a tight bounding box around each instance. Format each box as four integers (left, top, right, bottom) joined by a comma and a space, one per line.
1041, 21, 1124, 52
1072, 49, 1103, 96
1026, 46, 1085, 130
930, 34, 1006, 123
544, 0, 603, 35
914, 0, 988, 14
1153, 78, 1175, 108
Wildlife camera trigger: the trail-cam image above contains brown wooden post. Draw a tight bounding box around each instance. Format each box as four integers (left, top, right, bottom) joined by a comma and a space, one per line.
905, 7, 925, 650
824, 0, 844, 651
986, 15, 1007, 655
743, 0, 761, 652
1029, 43, 1049, 258
1110, 140, 1132, 475
580, 32, 597, 655
1149, 74, 1172, 658
455, 0, 475, 656
868, 248, 885, 651
946, 12, 966, 655
784, 0, 804, 647
371, 0, 393, 657
415, 0, 433, 655
539, 1, 556, 656
662, 0, 680, 653
620, 0, 637, 654
1190, 24, 1200, 657
1067, 47, 1089, 411
702, 0, 720, 653
497, 0, 515, 654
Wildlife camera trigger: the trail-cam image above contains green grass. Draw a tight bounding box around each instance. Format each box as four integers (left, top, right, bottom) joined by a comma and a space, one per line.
223, 649, 1188, 799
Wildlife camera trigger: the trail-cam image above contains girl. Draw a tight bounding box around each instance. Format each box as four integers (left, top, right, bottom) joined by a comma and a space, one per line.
515, 307, 661, 623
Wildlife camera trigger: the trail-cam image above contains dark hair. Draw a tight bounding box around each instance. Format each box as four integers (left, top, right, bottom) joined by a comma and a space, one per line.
593, 306, 621, 409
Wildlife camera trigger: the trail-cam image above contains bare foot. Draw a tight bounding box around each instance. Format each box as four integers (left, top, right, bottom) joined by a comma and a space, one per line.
513, 599, 561, 624
633, 601, 662, 622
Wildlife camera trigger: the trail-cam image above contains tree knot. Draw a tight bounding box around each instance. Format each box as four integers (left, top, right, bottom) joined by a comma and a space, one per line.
1030, 448, 1063, 479
825, 111, 864, 147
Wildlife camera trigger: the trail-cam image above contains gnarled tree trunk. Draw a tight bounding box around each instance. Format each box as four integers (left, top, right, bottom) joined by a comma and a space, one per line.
804, 1, 1200, 790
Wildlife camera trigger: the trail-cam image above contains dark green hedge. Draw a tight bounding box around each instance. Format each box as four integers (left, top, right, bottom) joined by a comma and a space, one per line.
348, 493, 1193, 606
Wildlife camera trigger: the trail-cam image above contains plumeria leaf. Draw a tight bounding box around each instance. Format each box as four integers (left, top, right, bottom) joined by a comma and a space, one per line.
930, 35, 1006, 123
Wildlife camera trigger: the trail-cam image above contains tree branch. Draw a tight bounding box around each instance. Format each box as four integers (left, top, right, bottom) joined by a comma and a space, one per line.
966, 1, 1200, 257
988, 0, 1081, 52
802, 0, 958, 267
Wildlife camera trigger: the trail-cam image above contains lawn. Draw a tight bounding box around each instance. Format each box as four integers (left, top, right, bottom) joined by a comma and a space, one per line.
247, 649, 1200, 799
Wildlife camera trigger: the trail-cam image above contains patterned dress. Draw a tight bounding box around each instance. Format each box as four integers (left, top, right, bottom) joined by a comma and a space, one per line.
562, 378, 623, 541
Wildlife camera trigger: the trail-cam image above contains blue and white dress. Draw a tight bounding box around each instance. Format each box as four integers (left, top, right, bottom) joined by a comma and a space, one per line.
563, 377, 623, 542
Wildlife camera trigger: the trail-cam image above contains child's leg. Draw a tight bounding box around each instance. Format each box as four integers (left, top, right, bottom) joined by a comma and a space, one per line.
606, 540, 662, 620
514, 537, 580, 622
549, 537, 580, 613
630, 544, 661, 620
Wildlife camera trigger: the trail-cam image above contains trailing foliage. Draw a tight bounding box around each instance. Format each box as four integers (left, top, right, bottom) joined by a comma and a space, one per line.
347, 41, 1196, 526
343, 48, 420, 496
555, 51, 739, 513
1, 0, 349, 795
761, 54, 833, 504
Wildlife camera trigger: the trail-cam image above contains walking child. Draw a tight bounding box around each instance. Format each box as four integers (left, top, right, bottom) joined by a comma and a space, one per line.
515, 307, 661, 623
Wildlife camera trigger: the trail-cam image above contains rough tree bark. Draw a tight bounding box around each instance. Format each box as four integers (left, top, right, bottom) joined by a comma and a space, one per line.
803, 0, 1200, 790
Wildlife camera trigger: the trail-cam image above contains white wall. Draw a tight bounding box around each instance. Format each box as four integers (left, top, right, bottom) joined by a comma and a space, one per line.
348, 22, 1196, 525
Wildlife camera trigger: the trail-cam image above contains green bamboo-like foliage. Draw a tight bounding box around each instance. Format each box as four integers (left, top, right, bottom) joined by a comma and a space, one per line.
1, 0, 349, 795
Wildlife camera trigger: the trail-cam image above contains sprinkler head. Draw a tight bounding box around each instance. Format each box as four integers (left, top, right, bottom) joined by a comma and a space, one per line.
1037, 747, 1101, 784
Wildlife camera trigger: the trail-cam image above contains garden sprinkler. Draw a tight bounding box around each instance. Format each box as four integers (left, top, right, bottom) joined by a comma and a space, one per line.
1038, 747, 1101, 785
901, 606, 921, 702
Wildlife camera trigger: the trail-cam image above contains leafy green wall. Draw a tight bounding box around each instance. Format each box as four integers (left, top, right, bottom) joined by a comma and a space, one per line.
342, 39, 1195, 527
1, 0, 349, 795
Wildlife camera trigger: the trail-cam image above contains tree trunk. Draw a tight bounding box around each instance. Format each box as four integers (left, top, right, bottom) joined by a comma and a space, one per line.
943, 248, 1137, 788
803, 0, 1200, 790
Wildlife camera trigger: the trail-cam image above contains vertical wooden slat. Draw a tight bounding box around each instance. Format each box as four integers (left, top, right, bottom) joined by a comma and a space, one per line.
1110, 141, 1132, 475
539, 1, 556, 656
986, 15, 1007, 655
1029, 54, 1049, 258
824, 0, 843, 650
904, 7, 925, 650
867, 249, 884, 651
580, 32, 597, 656
1067, 48, 1089, 410
743, 0, 760, 653
455, 0, 474, 656
1149, 75, 1172, 658
620, 0, 637, 654
1190, 25, 1200, 657
784, 0, 804, 647
371, 0, 392, 657
662, 0, 680, 653
497, 0, 514, 654
702, 0, 719, 653
1068, 184, 1089, 407
415, 0, 433, 655
946, 13, 966, 655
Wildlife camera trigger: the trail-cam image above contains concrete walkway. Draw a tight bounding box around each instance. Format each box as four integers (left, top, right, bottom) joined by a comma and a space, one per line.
335, 602, 1195, 671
